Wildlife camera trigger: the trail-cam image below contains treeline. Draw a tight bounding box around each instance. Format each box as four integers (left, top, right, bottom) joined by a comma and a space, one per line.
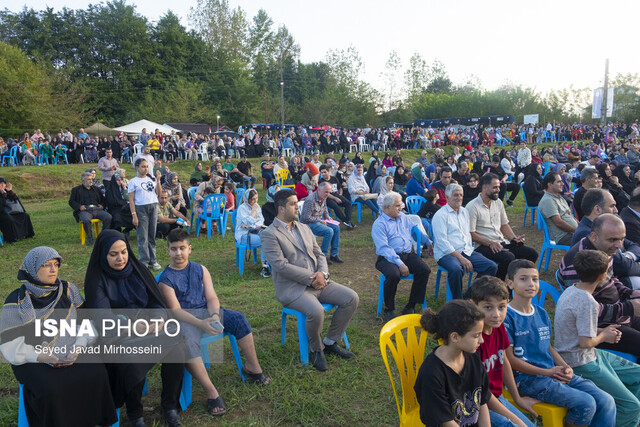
1, 0, 639, 136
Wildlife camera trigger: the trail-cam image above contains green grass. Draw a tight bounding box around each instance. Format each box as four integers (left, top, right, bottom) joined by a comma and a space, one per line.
0, 146, 566, 426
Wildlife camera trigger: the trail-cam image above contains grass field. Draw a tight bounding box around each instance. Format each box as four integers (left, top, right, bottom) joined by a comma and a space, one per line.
0, 147, 564, 426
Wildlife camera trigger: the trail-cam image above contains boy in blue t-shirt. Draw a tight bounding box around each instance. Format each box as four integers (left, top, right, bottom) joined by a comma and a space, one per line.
158, 228, 271, 417
504, 259, 616, 427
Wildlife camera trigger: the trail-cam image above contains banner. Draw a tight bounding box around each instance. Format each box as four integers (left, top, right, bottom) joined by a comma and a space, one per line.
592, 88, 615, 118
523, 114, 539, 125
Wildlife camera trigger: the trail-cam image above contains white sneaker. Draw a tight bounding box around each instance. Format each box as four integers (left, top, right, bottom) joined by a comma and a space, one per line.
149, 262, 162, 270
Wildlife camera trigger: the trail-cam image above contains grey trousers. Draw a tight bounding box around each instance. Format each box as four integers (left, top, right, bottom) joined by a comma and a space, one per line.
135, 203, 158, 265
285, 281, 359, 352
78, 209, 112, 238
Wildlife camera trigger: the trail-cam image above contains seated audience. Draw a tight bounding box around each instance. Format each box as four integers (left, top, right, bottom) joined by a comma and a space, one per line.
69, 171, 112, 244
538, 172, 578, 246
0, 178, 35, 243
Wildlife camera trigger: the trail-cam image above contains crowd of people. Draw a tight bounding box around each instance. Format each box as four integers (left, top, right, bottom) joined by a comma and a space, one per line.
3, 120, 640, 427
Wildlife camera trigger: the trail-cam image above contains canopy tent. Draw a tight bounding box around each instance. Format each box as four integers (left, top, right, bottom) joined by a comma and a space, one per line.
85, 122, 119, 137
165, 123, 212, 135
112, 119, 181, 135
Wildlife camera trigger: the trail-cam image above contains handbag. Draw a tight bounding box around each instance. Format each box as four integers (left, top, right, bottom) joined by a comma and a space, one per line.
3, 198, 24, 215
360, 193, 378, 201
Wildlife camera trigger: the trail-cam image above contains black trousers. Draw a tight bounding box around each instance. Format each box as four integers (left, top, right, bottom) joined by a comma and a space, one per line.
500, 182, 520, 202
375, 252, 430, 311
326, 194, 352, 223
474, 243, 538, 280
598, 316, 640, 357
125, 363, 184, 418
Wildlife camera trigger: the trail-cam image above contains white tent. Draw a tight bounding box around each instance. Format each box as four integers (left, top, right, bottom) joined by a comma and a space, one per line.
112, 119, 181, 135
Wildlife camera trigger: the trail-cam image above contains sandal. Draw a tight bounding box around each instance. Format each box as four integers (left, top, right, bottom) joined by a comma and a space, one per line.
242, 366, 272, 385
207, 396, 226, 416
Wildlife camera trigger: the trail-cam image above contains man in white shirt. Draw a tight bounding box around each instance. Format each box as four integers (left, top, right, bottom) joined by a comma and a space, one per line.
133, 145, 154, 167
431, 183, 497, 300
516, 141, 531, 180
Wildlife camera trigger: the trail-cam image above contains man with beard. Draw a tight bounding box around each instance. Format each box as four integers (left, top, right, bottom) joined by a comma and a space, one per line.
467, 173, 538, 280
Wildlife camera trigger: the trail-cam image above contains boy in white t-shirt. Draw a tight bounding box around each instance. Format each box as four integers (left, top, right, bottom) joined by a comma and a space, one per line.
555, 250, 640, 427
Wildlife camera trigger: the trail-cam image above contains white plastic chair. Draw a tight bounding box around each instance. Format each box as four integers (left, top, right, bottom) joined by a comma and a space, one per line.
197, 143, 209, 161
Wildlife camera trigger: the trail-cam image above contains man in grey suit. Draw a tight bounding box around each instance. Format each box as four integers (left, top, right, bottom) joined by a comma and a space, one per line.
262, 189, 359, 371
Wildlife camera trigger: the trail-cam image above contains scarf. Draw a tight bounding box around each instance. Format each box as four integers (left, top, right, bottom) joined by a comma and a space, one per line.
411, 165, 424, 183
241, 190, 260, 219
190, 163, 207, 182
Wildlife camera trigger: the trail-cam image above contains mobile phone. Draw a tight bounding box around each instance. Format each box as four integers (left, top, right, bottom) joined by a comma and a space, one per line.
211, 320, 224, 331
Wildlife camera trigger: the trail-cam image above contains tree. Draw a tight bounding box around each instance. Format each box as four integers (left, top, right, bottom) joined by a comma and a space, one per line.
189, 0, 248, 63
381, 50, 402, 111
404, 52, 429, 100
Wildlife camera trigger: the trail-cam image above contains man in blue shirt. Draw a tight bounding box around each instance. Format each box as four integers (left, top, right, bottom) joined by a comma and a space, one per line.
372, 192, 432, 322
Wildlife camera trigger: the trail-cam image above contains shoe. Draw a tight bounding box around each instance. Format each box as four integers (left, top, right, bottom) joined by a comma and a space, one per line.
343, 221, 356, 229
329, 255, 344, 264
149, 262, 162, 270
206, 396, 226, 416
401, 305, 416, 315
382, 310, 396, 322
310, 350, 328, 371
506, 200, 514, 207
162, 409, 182, 426
324, 343, 355, 359
129, 417, 146, 427
326, 258, 333, 265
260, 266, 272, 278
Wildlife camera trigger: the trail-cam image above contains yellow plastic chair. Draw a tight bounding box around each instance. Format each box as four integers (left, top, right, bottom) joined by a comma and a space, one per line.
379, 314, 427, 427
502, 387, 567, 427
275, 168, 295, 189
79, 218, 102, 245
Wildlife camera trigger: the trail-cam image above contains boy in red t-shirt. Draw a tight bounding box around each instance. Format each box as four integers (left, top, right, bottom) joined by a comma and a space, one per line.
468, 276, 539, 427
223, 182, 235, 212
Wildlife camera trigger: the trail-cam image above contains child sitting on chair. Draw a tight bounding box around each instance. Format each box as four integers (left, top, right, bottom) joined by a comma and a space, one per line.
504, 259, 615, 427
158, 228, 271, 417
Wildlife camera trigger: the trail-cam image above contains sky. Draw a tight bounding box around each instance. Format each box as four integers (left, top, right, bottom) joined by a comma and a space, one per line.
9, 0, 640, 96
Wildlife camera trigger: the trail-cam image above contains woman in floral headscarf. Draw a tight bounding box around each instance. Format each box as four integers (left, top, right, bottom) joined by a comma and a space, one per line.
0, 247, 117, 427
162, 171, 187, 216
235, 189, 271, 278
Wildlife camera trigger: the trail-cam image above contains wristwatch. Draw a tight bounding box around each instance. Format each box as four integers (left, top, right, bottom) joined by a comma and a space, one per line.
322, 271, 330, 281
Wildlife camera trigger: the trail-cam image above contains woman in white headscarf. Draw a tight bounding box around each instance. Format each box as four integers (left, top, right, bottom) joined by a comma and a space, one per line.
235, 189, 271, 278
347, 163, 380, 216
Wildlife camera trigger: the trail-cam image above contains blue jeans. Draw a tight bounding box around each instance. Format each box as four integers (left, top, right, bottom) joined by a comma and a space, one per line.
239, 232, 266, 262
354, 197, 380, 215
307, 222, 340, 257
517, 374, 615, 426
490, 395, 536, 427
436, 251, 497, 299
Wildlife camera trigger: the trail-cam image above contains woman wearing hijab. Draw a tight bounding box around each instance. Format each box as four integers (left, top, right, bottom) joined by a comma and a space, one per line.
162, 172, 187, 217
235, 189, 271, 278
598, 162, 630, 210
382, 152, 393, 168
0, 247, 117, 427
393, 165, 409, 195
105, 173, 135, 235
614, 164, 638, 195
352, 151, 365, 165
189, 162, 209, 187
296, 163, 318, 200
0, 178, 35, 243
522, 163, 545, 207
262, 185, 280, 226
366, 160, 380, 189
84, 230, 185, 427
273, 155, 289, 175
347, 163, 380, 216
372, 164, 388, 194
406, 163, 429, 197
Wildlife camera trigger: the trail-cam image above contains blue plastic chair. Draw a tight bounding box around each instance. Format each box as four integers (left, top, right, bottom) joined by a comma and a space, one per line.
603, 349, 638, 363
377, 273, 428, 317
542, 162, 554, 178
536, 210, 570, 271
520, 182, 537, 227
196, 194, 227, 238
405, 195, 427, 215
235, 187, 246, 203
235, 239, 260, 275
19, 384, 120, 426
281, 304, 350, 365
351, 199, 378, 223
0, 231, 3, 246
179, 331, 247, 409
1, 145, 19, 166
434, 266, 477, 301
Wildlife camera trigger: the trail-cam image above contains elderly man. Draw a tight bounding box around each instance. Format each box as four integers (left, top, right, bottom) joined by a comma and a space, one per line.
467, 173, 538, 280
573, 188, 640, 289
558, 214, 640, 357
573, 168, 602, 219
69, 171, 112, 245
262, 189, 358, 371
538, 172, 578, 246
300, 182, 343, 264
431, 183, 497, 299
97, 148, 119, 188
372, 192, 432, 321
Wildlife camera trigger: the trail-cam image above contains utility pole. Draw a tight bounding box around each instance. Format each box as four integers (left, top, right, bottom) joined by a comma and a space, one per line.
264, 86, 268, 127
601, 58, 609, 126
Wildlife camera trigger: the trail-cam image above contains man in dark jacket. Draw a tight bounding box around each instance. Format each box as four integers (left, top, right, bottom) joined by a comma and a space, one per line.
69, 171, 112, 244
620, 186, 640, 245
